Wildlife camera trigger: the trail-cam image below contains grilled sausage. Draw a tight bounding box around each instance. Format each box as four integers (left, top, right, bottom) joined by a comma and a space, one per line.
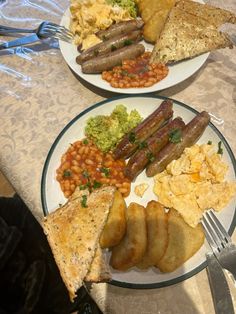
146, 111, 210, 177
81, 43, 145, 74
96, 19, 144, 41
76, 30, 142, 64
125, 117, 185, 181
113, 100, 174, 160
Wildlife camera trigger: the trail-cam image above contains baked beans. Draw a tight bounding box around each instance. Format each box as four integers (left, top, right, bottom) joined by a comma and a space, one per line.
56, 139, 131, 198
102, 52, 168, 89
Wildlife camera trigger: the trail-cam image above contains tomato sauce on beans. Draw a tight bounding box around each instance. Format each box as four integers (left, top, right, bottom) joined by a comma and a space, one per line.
56, 139, 131, 198
102, 52, 168, 88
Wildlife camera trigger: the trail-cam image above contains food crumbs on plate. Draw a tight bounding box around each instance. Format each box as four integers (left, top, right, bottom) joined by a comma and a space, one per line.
153, 143, 236, 228
102, 52, 169, 88
56, 138, 131, 198
134, 183, 149, 197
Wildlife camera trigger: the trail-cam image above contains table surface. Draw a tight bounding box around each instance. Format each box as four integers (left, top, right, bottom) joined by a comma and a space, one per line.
0, 0, 236, 313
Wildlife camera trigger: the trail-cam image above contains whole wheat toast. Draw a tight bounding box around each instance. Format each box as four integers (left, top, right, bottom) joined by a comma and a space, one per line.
150, 0, 235, 64
43, 186, 115, 301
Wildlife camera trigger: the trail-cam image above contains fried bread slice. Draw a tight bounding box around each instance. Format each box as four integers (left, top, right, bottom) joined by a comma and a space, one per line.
43, 186, 115, 301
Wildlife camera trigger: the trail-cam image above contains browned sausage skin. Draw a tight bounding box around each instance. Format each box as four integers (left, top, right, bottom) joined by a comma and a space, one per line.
146, 111, 210, 177
113, 100, 174, 160
81, 43, 145, 74
125, 117, 185, 181
76, 30, 143, 65
96, 19, 144, 41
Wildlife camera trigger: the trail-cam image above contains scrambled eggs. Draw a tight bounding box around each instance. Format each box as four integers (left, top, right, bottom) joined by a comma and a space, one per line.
134, 183, 149, 197
153, 143, 236, 228
70, 0, 132, 49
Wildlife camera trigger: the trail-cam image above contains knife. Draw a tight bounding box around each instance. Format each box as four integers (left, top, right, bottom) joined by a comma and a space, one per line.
0, 34, 40, 50
206, 252, 235, 314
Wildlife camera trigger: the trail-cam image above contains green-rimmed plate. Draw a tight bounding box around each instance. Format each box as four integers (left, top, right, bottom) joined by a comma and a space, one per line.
41, 95, 236, 289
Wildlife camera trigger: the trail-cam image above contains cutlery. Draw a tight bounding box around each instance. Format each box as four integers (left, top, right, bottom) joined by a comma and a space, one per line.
206, 252, 234, 314
0, 34, 41, 50
0, 21, 73, 46
202, 209, 236, 282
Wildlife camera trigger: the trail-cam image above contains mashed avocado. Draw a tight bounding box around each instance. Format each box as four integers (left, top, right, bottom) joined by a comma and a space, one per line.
85, 105, 142, 152
107, 0, 138, 18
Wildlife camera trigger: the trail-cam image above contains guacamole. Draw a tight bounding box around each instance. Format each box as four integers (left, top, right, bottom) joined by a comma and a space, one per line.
85, 105, 142, 152
107, 0, 138, 18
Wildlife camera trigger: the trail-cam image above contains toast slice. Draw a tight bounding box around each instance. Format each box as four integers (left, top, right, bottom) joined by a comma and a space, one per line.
85, 246, 111, 282
150, 0, 235, 64
43, 186, 115, 301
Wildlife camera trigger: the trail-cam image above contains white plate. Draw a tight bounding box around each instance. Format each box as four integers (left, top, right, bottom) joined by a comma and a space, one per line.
41, 95, 236, 289
59, 8, 210, 94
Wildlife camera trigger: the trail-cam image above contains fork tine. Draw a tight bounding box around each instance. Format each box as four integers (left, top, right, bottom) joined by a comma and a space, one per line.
44, 24, 74, 38
202, 215, 219, 253
208, 210, 232, 244
53, 34, 73, 43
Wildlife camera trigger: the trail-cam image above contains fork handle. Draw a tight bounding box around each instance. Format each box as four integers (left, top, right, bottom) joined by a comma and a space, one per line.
0, 25, 34, 34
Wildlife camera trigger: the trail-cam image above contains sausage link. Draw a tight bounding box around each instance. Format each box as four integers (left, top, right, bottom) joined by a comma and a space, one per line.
96, 19, 144, 41
76, 30, 142, 64
125, 117, 185, 180
81, 43, 145, 74
146, 111, 210, 177
113, 100, 174, 160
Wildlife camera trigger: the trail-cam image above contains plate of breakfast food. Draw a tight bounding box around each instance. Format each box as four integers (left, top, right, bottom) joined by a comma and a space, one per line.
41, 95, 236, 300
59, 0, 235, 93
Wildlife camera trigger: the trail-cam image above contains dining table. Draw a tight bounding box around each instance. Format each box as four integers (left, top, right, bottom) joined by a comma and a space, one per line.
0, 0, 236, 313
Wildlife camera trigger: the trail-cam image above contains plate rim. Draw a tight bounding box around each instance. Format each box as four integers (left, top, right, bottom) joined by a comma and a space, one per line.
41, 94, 236, 289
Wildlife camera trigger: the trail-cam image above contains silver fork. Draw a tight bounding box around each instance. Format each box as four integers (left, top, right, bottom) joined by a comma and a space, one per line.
202, 209, 236, 282
0, 21, 74, 43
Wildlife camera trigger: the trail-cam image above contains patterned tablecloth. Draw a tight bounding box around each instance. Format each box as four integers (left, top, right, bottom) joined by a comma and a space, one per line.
0, 0, 236, 313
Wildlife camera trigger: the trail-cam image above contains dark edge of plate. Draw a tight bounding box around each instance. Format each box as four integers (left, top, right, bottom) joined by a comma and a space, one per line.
41, 94, 236, 289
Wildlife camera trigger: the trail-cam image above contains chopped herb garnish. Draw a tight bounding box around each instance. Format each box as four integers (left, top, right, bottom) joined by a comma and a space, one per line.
93, 50, 99, 57
121, 70, 129, 76
217, 141, 223, 155
169, 128, 182, 143
82, 170, 90, 178
63, 170, 71, 177
124, 39, 133, 46
207, 140, 212, 145
102, 35, 107, 41
83, 138, 89, 145
79, 184, 88, 190
93, 180, 102, 189
139, 141, 148, 149
111, 44, 117, 51
146, 151, 155, 162
128, 131, 136, 143
100, 167, 110, 177
81, 195, 88, 208
80, 181, 92, 192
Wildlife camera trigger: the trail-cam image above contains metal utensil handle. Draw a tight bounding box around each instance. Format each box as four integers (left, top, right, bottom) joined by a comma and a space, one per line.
0, 25, 34, 34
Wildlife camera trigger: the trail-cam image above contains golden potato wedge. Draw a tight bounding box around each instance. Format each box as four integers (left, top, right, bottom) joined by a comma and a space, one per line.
99, 190, 126, 249
137, 201, 168, 269
110, 202, 147, 271
157, 208, 205, 273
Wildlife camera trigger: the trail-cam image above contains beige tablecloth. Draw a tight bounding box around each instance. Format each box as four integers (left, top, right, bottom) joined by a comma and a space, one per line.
0, 0, 236, 313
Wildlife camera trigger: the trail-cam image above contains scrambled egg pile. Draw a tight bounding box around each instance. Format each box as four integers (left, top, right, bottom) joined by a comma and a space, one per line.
153, 144, 236, 228
70, 0, 132, 49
